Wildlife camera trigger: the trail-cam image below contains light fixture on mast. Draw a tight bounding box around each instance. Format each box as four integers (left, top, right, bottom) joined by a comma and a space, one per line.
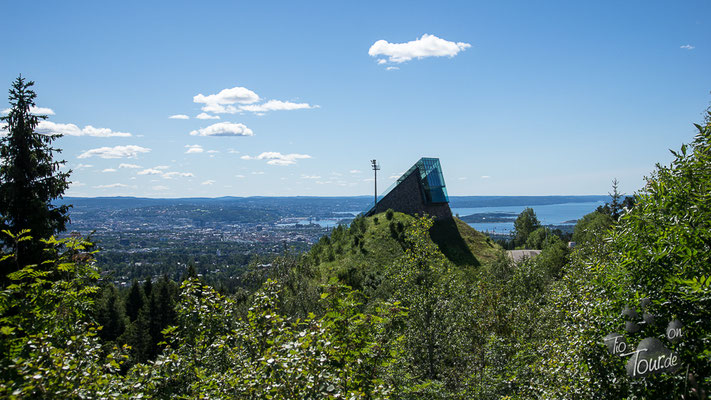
371, 159, 380, 207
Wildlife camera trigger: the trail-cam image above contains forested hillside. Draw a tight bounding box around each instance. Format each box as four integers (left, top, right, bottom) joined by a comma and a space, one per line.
1, 114, 710, 398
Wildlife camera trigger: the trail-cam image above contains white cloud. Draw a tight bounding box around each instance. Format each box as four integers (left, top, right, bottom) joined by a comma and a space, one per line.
193, 86, 260, 114
388, 174, 401, 179
235, 174, 245, 178
227, 148, 240, 154
162, 171, 194, 179
241, 151, 311, 166
190, 122, 254, 137
207, 150, 219, 154
350, 169, 362, 174
680, 44, 695, 50
94, 183, 128, 189
185, 144, 204, 154
119, 163, 142, 169
32, 107, 56, 115
457, 177, 467, 181
201, 180, 216, 185
481, 175, 491, 179
169, 114, 190, 120
74, 163, 93, 169
251, 171, 265, 175
1, 106, 55, 115
301, 175, 321, 179
386, 66, 399, 71
78, 145, 151, 159
369, 34, 471, 64
152, 185, 169, 191
71, 181, 86, 187
136, 166, 190, 180
240, 100, 318, 113
37, 121, 132, 137
196, 113, 220, 120
102, 168, 117, 173
137, 168, 164, 175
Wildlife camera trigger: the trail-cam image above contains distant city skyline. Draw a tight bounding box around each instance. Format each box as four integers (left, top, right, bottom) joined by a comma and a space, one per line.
1, 1, 709, 197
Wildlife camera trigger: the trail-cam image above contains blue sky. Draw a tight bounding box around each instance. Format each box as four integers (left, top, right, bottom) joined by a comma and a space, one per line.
1, 1, 709, 197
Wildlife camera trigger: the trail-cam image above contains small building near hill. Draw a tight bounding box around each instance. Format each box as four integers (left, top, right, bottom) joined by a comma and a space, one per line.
507, 249, 542, 263
365, 157, 453, 220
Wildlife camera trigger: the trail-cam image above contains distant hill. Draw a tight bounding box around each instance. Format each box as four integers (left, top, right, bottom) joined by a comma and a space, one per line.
447, 195, 608, 208
58, 195, 607, 210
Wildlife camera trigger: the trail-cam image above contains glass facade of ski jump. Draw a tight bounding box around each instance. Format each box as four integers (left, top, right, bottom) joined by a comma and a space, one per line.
378, 157, 449, 205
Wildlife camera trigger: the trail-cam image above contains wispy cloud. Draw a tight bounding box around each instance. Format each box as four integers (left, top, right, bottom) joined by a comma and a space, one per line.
190, 122, 254, 137
102, 168, 117, 173
137, 168, 164, 176
78, 145, 151, 159
680, 44, 695, 50
240, 100, 318, 113
301, 175, 322, 179
74, 163, 93, 169
196, 113, 220, 120
136, 166, 192, 180
481, 175, 491, 179
350, 169, 362, 174
169, 114, 190, 120
38, 121, 132, 137
241, 151, 311, 166
119, 163, 142, 169
162, 171, 194, 179
94, 183, 129, 189
369, 34, 471, 64
201, 180, 216, 185
185, 144, 204, 154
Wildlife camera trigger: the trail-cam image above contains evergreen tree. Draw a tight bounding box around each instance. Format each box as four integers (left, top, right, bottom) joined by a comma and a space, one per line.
147, 275, 177, 358
143, 277, 153, 299
0, 76, 70, 277
125, 279, 145, 322
121, 304, 152, 364
95, 285, 127, 342
608, 178, 623, 220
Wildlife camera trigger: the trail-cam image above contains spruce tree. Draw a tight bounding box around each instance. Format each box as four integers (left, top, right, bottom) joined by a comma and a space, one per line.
0, 76, 70, 275
96, 285, 127, 342
125, 279, 145, 322
608, 178, 623, 220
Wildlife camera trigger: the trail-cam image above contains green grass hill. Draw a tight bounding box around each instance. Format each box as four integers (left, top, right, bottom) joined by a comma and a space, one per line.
302, 211, 501, 296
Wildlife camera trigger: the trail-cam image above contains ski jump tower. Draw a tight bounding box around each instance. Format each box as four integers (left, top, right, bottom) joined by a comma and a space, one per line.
364, 157, 452, 220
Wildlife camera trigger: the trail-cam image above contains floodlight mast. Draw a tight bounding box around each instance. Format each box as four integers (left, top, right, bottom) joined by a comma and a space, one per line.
371, 159, 380, 208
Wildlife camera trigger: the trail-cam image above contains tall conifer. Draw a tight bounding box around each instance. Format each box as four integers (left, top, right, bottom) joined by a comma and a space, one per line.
0, 76, 70, 275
